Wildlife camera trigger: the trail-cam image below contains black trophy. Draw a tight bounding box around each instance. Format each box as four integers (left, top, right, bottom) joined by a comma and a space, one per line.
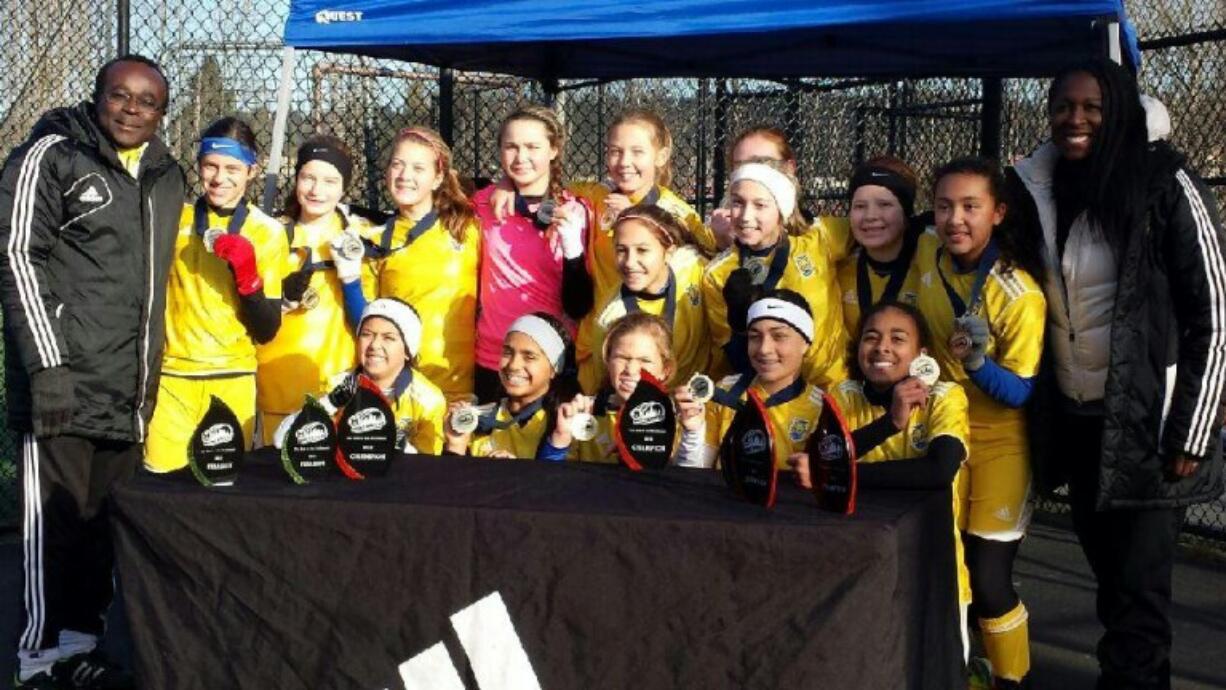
805, 393, 858, 515
335, 374, 397, 479
614, 371, 677, 470
280, 396, 339, 484
719, 389, 778, 507
187, 395, 244, 487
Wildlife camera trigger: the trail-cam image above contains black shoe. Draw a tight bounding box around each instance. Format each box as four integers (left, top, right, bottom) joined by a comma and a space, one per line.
51, 651, 134, 690
14, 670, 65, 689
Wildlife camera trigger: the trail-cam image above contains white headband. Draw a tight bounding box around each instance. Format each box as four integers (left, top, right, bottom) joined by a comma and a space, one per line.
508, 314, 566, 372
747, 298, 814, 343
730, 163, 797, 221
358, 299, 422, 358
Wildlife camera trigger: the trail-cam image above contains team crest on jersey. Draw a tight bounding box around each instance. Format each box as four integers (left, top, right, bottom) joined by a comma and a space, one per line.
794, 254, 815, 278
909, 422, 929, 452
686, 285, 700, 306
788, 418, 810, 442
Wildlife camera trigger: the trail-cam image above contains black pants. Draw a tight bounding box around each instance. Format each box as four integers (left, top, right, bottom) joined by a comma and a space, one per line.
17, 432, 141, 652
1058, 412, 1186, 690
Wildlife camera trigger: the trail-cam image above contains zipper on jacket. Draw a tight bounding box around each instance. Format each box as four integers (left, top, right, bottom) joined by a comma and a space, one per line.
134, 193, 155, 441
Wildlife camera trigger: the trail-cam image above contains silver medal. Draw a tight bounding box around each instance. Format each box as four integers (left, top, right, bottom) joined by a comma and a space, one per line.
687, 373, 715, 403
569, 412, 598, 441
450, 405, 480, 435
335, 233, 365, 261
300, 286, 320, 311
745, 257, 768, 285
203, 228, 225, 254
908, 354, 941, 387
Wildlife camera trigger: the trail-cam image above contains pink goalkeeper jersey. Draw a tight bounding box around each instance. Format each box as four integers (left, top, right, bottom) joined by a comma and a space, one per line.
474, 185, 584, 370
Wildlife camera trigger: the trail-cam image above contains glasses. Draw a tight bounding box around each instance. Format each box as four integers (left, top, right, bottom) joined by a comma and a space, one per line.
104, 89, 162, 115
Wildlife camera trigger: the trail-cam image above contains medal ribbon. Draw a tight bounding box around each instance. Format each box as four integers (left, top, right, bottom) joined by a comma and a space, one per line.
193, 197, 249, 243
477, 396, 546, 434
712, 374, 806, 411
935, 239, 999, 317
856, 225, 920, 315
377, 210, 439, 255
737, 235, 791, 292
619, 268, 677, 329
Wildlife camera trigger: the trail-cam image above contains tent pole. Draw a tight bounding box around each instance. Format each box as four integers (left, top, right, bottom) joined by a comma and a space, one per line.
262, 47, 297, 213
439, 68, 455, 146
1107, 21, 1122, 64
116, 0, 130, 56
712, 79, 729, 202
979, 77, 1003, 160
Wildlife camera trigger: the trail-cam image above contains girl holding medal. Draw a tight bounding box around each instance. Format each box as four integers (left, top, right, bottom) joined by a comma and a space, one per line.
836, 156, 940, 333
334, 126, 480, 403
675, 290, 825, 469
915, 156, 1047, 689
579, 205, 710, 393
272, 297, 447, 454
444, 312, 582, 459
256, 136, 369, 444
788, 300, 973, 651
472, 106, 594, 404
145, 117, 290, 471
700, 159, 847, 386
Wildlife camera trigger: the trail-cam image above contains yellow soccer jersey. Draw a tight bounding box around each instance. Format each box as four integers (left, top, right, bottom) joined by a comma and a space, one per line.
915, 248, 1046, 449
701, 232, 848, 387
704, 375, 825, 469
578, 246, 710, 393
360, 215, 481, 402
813, 214, 853, 264
163, 201, 290, 376
836, 231, 940, 334
469, 399, 551, 459
256, 211, 363, 415
831, 378, 972, 607
831, 379, 969, 463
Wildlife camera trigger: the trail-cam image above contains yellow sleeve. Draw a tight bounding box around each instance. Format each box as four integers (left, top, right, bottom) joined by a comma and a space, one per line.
258, 222, 291, 300
927, 382, 970, 450
701, 260, 731, 349
813, 215, 853, 263
406, 375, 447, 455
992, 290, 1046, 379
360, 256, 383, 301
658, 189, 717, 257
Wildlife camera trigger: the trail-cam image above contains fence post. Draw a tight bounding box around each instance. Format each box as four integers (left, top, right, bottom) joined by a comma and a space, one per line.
439, 68, 455, 146
980, 77, 1003, 160
712, 79, 729, 207
117, 0, 130, 56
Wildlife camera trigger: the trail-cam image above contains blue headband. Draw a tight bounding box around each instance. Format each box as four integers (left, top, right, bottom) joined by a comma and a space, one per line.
198, 137, 258, 166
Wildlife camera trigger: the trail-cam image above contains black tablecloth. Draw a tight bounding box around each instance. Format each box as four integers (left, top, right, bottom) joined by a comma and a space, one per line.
110, 453, 961, 689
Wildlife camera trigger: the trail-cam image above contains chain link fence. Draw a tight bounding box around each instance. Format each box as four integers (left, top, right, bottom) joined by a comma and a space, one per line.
1, 0, 1224, 534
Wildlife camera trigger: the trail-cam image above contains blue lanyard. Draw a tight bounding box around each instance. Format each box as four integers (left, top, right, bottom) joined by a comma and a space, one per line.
712, 374, 805, 411
619, 268, 677, 329
377, 210, 439, 255
935, 240, 999, 317
477, 396, 545, 433
856, 225, 919, 315
193, 197, 249, 241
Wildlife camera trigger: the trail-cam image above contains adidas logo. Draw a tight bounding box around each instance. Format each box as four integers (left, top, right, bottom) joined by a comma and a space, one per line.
78, 185, 104, 203
393, 592, 541, 690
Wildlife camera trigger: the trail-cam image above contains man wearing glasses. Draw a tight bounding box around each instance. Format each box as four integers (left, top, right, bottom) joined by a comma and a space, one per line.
0, 55, 185, 689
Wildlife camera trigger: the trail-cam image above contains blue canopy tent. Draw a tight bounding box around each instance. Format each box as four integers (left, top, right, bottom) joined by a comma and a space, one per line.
263, 0, 1139, 206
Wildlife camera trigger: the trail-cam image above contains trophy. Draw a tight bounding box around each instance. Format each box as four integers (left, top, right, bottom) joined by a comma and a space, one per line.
335, 375, 397, 479
908, 354, 941, 386
805, 393, 858, 515
187, 395, 244, 487
280, 396, 339, 484
719, 389, 777, 507
613, 371, 677, 470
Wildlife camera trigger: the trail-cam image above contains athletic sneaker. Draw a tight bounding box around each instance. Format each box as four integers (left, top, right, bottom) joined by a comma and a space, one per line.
51, 651, 134, 690
13, 671, 64, 689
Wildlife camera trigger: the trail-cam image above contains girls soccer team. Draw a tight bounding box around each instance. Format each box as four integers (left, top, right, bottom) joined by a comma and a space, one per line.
148, 104, 1053, 689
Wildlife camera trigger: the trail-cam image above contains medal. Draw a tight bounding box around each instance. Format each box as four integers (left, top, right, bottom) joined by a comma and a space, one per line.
687, 373, 714, 403
450, 405, 480, 435
535, 198, 557, 228
203, 227, 225, 254
300, 286, 320, 311
744, 257, 768, 285
908, 354, 940, 386
334, 232, 365, 261
949, 325, 972, 354
570, 412, 598, 441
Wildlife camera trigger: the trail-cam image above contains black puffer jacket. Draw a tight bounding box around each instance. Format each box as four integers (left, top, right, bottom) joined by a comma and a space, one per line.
0, 103, 186, 441
1015, 142, 1226, 509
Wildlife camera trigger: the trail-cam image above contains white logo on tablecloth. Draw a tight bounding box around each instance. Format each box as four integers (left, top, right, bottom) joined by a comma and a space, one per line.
391, 591, 541, 690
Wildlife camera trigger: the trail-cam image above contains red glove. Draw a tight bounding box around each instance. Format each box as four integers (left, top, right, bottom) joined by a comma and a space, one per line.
212, 234, 263, 296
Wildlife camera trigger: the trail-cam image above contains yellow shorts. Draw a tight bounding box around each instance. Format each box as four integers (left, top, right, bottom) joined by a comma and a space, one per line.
145, 373, 256, 472
956, 442, 1032, 541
